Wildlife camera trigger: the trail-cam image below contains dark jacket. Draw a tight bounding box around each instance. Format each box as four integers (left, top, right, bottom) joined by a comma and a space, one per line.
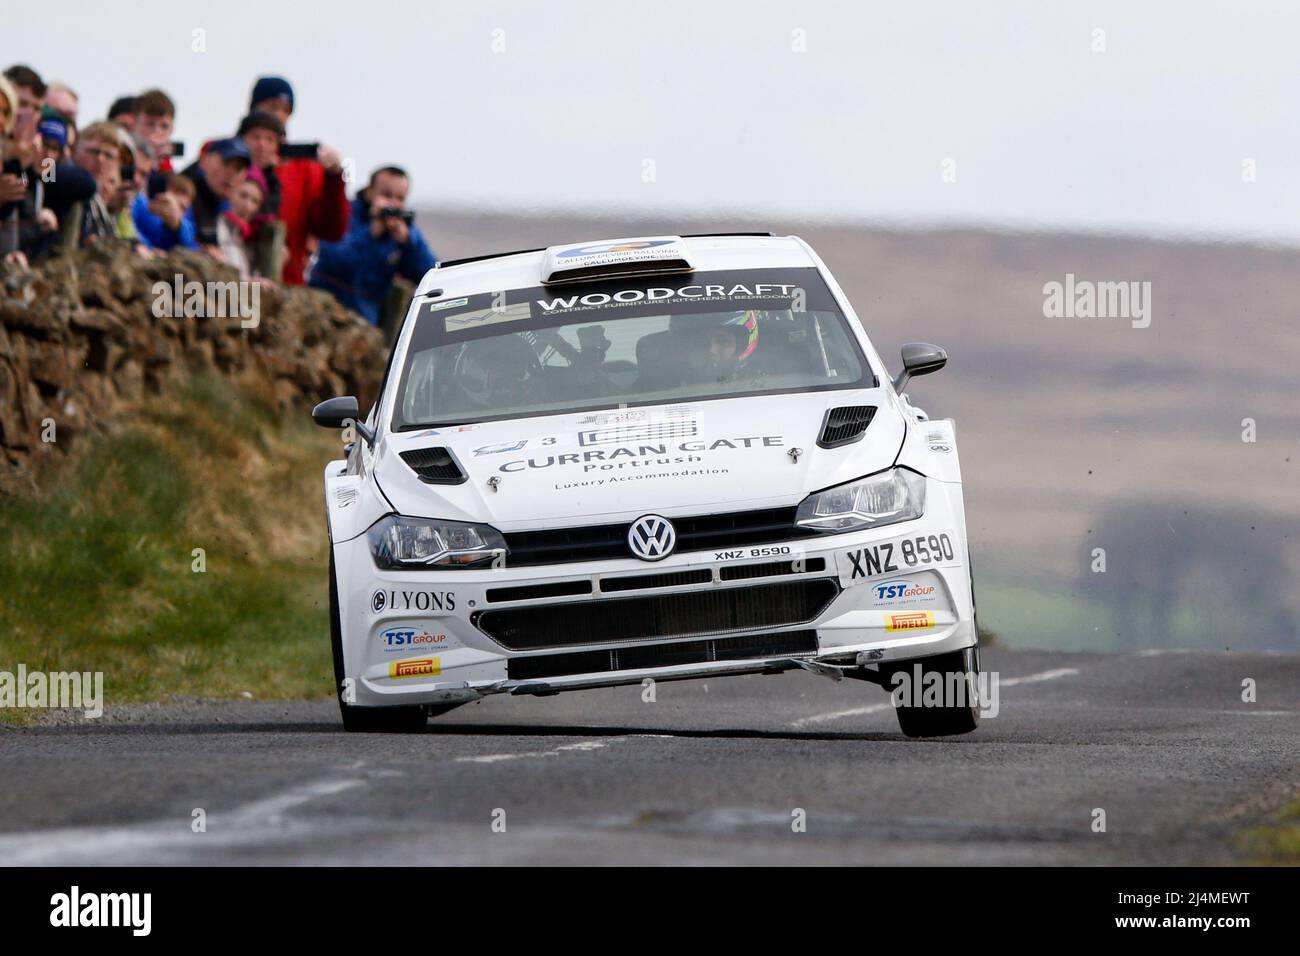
39, 161, 97, 233
257, 162, 281, 217
179, 162, 228, 247
6, 161, 96, 261
309, 197, 436, 324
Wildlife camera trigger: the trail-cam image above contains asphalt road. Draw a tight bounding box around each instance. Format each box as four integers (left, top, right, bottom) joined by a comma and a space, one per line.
0, 649, 1295, 865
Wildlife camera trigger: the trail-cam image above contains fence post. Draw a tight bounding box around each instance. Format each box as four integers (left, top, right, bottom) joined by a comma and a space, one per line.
59, 200, 84, 249
380, 277, 414, 345
253, 220, 287, 281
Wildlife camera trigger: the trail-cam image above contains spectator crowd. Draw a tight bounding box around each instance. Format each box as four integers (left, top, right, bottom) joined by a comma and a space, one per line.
0, 66, 436, 327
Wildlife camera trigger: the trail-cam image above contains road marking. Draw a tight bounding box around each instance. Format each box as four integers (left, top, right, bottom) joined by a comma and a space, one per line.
455, 740, 608, 764
1000, 667, 1079, 686
791, 666, 1080, 727
222, 778, 365, 823
0, 777, 367, 866
792, 702, 893, 727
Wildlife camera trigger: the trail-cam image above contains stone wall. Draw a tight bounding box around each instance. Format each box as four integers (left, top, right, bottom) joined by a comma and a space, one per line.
0, 242, 388, 489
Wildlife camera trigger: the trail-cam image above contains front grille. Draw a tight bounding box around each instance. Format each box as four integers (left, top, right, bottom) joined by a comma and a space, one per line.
502, 507, 817, 567
399, 447, 466, 484
485, 580, 592, 604
600, 568, 711, 593
507, 630, 819, 681
719, 557, 826, 581
474, 578, 839, 650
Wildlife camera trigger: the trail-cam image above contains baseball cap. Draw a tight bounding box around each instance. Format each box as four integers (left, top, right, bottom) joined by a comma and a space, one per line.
38, 115, 68, 147
206, 136, 252, 166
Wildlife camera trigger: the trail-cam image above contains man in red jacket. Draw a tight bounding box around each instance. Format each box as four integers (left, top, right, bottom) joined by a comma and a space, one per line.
247, 76, 349, 285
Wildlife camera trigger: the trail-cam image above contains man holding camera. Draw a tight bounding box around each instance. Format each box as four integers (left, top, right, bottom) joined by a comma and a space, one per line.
309, 165, 436, 325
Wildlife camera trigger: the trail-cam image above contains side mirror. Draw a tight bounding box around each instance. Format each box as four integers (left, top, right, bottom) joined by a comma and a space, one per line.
312, 395, 377, 446
312, 396, 360, 428
892, 343, 947, 392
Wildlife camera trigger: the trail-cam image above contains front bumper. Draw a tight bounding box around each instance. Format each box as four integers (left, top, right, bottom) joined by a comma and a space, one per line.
335, 482, 974, 707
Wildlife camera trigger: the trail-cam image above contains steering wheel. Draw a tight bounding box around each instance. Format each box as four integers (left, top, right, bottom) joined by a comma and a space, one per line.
452, 337, 543, 408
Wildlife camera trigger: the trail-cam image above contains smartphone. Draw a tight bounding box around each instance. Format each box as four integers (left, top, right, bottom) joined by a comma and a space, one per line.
11, 111, 36, 144
280, 142, 320, 161
169, 141, 185, 158
146, 171, 170, 199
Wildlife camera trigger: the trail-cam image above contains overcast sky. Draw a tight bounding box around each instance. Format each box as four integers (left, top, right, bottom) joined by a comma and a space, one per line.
5, 0, 1299, 242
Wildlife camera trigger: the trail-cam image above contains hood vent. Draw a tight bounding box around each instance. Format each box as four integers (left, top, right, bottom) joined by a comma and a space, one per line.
818, 406, 877, 448
399, 447, 467, 485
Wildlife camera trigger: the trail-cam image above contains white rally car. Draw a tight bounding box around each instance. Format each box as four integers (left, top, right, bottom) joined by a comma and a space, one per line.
315, 234, 981, 736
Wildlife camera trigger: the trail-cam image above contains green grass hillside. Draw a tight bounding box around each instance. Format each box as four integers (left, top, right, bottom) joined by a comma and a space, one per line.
0, 377, 341, 719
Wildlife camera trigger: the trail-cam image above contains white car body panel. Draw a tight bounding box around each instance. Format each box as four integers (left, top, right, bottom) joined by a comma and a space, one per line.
371, 390, 906, 529
323, 234, 977, 710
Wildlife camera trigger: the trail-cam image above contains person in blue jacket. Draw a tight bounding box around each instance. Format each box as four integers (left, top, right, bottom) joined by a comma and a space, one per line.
309, 165, 435, 325
131, 173, 199, 251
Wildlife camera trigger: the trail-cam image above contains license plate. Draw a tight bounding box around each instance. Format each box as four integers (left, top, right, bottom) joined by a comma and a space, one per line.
835, 531, 957, 587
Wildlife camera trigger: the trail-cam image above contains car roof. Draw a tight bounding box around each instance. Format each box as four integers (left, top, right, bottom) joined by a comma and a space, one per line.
412, 233, 819, 299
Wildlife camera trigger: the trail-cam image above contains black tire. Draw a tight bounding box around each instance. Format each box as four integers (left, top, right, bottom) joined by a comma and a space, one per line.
329, 552, 427, 733
888, 647, 981, 738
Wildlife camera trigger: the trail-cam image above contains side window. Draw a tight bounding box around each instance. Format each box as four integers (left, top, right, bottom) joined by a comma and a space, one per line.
402, 348, 440, 423
814, 313, 860, 379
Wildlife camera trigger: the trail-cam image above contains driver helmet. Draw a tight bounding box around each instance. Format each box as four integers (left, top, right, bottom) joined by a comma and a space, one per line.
671, 311, 759, 362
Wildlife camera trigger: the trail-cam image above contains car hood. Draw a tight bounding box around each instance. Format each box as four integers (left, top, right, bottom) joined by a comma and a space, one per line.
375, 390, 905, 531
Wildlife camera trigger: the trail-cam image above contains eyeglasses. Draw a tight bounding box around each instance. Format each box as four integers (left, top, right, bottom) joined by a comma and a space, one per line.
82, 146, 120, 162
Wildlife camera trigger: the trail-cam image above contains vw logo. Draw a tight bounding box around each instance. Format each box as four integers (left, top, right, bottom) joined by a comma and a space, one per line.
627, 514, 676, 562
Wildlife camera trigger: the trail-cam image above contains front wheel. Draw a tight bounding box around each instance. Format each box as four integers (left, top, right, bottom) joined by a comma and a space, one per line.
886, 647, 981, 738
330, 551, 427, 733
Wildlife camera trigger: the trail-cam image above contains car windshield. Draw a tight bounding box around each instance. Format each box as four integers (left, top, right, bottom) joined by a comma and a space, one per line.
391, 267, 871, 430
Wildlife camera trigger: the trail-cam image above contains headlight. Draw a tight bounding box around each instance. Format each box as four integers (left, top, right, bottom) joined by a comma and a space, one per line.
795, 468, 926, 533
367, 515, 507, 570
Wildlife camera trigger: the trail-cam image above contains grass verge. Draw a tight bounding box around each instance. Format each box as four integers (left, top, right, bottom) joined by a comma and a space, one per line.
1237, 796, 1300, 865
0, 376, 341, 722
